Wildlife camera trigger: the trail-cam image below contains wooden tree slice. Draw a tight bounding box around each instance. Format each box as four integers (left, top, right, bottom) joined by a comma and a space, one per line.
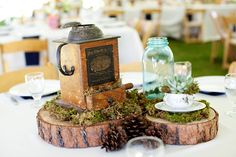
37, 109, 122, 148
146, 108, 219, 145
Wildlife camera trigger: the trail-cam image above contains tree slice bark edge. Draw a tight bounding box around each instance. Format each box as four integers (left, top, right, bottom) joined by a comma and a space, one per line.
146, 108, 219, 145
37, 109, 122, 148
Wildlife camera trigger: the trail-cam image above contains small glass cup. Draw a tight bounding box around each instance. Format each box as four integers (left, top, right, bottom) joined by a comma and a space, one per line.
225, 73, 236, 118
174, 61, 192, 81
126, 136, 165, 157
25, 72, 45, 108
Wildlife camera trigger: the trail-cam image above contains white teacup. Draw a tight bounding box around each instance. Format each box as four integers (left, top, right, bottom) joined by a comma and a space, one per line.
163, 93, 194, 108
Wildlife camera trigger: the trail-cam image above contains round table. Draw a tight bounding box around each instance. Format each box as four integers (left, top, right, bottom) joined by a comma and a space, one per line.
0, 73, 236, 157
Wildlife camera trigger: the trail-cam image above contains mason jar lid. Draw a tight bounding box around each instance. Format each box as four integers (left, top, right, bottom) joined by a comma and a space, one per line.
147, 37, 169, 46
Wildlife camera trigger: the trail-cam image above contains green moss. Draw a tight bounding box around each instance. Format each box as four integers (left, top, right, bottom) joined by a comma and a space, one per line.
102, 99, 143, 120
71, 111, 105, 125
83, 79, 122, 96
43, 90, 143, 126
43, 98, 77, 121
43, 90, 210, 125
145, 81, 200, 100
183, 81, 200, 95
145, 100, 210, 123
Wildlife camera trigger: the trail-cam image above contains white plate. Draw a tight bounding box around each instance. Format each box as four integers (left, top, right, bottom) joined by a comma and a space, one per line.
120, 72, 155, 87
195, 76, 225, 95
9, 80, 60, 97
155, 101, 206, 113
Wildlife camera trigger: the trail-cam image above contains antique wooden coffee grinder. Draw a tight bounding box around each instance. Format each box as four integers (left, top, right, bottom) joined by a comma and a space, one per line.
56, 22, 132, 111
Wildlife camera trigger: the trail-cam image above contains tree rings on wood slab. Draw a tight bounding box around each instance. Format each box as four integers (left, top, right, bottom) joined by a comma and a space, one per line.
146, 108, 218, 145
37, 109, 122, 148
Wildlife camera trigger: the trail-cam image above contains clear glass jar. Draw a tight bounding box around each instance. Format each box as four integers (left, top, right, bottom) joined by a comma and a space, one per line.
142, 37, 174, 99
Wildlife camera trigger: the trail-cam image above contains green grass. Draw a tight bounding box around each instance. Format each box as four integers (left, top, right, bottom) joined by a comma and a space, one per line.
169, 39, 227, 77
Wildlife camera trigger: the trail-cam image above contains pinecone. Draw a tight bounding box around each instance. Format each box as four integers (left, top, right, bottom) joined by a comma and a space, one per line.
145, 126, 157, 136
101, 125, 127, 152
145, 125, 169, 143
161, 86, 171, 93
122, 116, 149, 140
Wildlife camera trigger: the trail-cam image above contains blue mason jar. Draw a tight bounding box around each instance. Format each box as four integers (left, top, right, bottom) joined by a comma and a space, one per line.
142, 37, 174, 99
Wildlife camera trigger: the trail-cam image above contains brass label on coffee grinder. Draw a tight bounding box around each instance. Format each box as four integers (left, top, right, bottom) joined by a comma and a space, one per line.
86, 45, 115, 86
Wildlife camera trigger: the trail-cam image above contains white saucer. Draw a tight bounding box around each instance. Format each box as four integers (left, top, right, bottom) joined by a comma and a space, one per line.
155, 101, 206, 113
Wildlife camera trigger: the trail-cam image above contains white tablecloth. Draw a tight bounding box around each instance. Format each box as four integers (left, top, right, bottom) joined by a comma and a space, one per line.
0, 22, 143, 73
0, 75, 236, 157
